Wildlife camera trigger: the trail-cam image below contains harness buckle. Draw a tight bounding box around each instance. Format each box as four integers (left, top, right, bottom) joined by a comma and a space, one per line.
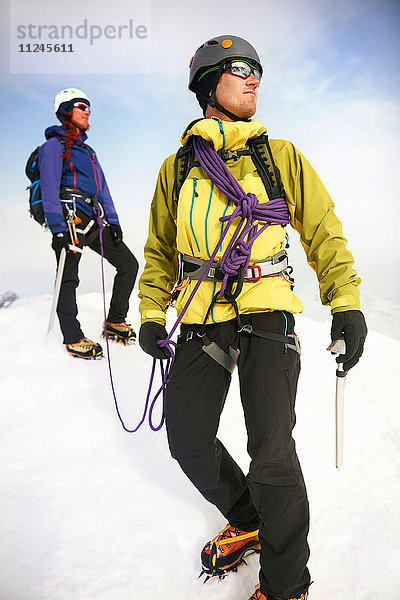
246, 264, 262, 281
222, 150, 239, 160
238, 324, 253, 334
186, 331, 194, 341
197, 330, 207, 338
288, 333, 301, 355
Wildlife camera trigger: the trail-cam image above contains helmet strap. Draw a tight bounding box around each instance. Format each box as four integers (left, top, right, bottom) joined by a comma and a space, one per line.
207, 62, 224, 107
210, 99, 250, 122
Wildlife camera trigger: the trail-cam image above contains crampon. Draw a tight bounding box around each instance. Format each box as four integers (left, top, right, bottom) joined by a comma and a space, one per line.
199, 524, 260, 582
102, 321, 136, 345
248, 584, 309, 600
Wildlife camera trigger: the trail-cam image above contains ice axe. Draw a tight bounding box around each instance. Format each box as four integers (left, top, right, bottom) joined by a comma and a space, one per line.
327, 338, 347, 470
47, 247, 66, 335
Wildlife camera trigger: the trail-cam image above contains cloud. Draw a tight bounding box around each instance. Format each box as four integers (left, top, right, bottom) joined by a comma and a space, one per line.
1, 0, 399, 302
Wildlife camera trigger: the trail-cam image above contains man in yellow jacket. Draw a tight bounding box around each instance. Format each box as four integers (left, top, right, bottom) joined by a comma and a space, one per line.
138, 35, 367, 600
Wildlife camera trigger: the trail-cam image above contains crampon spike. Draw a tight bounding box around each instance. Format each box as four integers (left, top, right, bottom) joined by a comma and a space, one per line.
199, 556, 250, 584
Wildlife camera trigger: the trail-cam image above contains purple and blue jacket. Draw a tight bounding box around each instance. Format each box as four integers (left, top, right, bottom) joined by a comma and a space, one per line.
38, 125, 119, 233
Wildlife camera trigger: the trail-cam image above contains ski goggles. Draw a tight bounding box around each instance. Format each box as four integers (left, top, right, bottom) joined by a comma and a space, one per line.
224, 61, 262, 82
73, 102, 90, 112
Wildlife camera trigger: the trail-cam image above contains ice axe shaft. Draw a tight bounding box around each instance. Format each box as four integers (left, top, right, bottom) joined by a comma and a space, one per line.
327, 338, 346, 470
335, 362, 345, 470
47, 247, 66, 335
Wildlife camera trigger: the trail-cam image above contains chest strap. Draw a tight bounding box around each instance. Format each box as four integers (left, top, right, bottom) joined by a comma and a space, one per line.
182, 249, 288, 283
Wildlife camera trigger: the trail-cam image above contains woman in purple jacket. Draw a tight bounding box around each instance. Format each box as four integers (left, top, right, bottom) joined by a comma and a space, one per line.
39, 88, 138, 359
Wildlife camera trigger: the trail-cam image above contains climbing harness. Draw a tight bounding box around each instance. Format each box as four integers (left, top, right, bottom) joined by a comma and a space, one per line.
181, 249, 289, 283
179, 321, 301, 377
60, 187, 105, 249
240, 323, 301, 355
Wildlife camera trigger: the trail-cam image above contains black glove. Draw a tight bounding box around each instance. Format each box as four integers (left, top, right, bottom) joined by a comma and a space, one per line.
109, 224, 123, 245
139, 322, 171, 359
331, 310, 367, 372
51, 231, 69, 253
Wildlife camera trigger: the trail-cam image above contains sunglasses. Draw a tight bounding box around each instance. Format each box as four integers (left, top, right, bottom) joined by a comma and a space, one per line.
225, 61, 262, 82
73, 102, 90, 112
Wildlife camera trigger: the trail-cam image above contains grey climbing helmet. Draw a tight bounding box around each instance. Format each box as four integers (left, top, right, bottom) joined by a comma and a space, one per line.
188, 35, 262, 120
189, 35, 262, 90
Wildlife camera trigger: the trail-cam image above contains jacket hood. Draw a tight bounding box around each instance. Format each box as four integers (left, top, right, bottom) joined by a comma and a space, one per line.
180, 117, 267, 151
44, 124, 88, 144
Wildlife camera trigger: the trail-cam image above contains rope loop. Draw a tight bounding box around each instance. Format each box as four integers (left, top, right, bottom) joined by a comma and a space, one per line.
105, 135, 291, 434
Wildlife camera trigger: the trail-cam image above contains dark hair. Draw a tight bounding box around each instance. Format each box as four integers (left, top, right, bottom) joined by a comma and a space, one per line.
195, 68, 220, 115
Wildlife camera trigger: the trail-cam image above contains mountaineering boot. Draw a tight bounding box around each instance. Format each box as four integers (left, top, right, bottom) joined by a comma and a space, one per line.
102, 321, 136, 344
65, 337, 103, 359
200, 524, 260, 580
248, 585, 309, 600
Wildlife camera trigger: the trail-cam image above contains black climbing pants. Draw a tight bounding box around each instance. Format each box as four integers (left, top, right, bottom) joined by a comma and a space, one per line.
54, 224, 138, 344
165, 311, 310, 599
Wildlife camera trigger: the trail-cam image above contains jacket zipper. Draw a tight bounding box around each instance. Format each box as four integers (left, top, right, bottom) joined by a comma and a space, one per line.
70, 160, 77, 189
190, 178, 200, 253
88, 150, 100, 198
205, 180, 214, 257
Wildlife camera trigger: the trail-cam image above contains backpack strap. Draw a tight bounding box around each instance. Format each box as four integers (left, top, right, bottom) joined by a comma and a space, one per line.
173, 133, 284, 203
51, 133, 69, 173
173, 118, 205, 201
249, 134, 283, 200
173, 143, 199, 201
82, 143, 96, 157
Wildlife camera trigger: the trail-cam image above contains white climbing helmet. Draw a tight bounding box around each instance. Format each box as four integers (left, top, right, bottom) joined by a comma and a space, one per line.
54, 88, 90, 114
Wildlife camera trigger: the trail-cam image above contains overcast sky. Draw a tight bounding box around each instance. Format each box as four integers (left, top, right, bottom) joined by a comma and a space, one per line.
1, 0, 399, 307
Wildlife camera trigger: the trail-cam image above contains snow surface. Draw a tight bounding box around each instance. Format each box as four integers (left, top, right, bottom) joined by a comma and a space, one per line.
1, 293, 400, 600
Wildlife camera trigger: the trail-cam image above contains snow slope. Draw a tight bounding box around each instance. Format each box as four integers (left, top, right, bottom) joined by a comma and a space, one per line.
1, 293, 399, 600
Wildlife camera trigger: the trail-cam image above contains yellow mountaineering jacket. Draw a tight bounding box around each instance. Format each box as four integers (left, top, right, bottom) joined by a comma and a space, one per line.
138, 118, 361, 325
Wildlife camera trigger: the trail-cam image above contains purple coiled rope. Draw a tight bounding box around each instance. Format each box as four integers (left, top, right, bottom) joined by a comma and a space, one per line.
191, 136, 290, 296
101, 136, 290, 432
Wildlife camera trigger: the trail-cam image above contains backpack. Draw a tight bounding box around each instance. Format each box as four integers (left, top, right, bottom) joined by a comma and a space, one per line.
25, 136, 67, 226
173, 130, 284, 203
25, 137, 96, 226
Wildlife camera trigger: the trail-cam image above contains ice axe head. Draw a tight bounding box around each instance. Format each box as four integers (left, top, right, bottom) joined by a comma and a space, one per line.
327, 338, 346, 374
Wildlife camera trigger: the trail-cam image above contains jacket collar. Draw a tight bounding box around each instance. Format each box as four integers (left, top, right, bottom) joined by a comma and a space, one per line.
180, 117, 267, 151
44, 124, 88, 145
